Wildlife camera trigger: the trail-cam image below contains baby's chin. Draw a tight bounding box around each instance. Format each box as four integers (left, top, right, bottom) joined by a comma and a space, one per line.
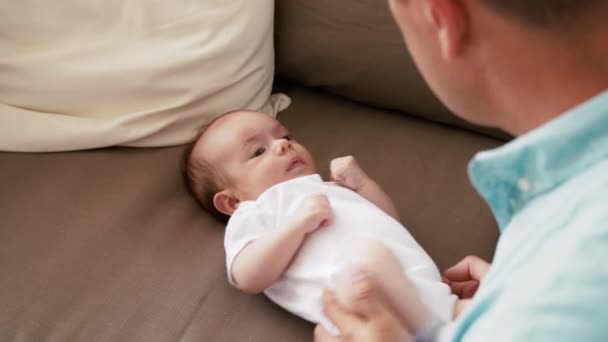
277, 168, 318, 186
249, 170, 318, 201
288, 166, 317, 179
277, 171, 314, 186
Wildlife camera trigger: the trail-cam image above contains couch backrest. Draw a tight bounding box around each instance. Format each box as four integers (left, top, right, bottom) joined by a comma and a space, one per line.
275, 1, 509, 140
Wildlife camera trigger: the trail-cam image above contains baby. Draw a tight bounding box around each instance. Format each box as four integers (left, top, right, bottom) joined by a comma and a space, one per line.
186, 110, 462, 335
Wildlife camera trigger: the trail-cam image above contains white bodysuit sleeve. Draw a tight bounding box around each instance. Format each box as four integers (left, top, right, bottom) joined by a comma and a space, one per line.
224, 202, 272, 286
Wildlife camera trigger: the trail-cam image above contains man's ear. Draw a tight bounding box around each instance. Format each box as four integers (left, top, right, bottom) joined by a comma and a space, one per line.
426, 0, 469, 60
213, 189, 240, 216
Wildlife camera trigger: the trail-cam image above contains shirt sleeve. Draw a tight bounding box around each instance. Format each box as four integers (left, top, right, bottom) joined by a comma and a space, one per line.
453, 189, 608, 342
224, 202, 272, 286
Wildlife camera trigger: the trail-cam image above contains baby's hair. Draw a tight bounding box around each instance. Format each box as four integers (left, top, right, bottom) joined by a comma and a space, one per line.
183, 119, 230, 223
184, 110, 267, 222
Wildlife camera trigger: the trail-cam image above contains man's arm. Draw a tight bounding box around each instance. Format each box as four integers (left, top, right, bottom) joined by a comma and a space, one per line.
314, 279, 409, 342
231, 193, 332, 294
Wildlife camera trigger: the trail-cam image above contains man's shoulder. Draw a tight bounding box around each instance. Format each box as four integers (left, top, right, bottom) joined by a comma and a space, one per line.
454, 159, 608, 342
563, 158, 608, 206
535, 158, 608, 236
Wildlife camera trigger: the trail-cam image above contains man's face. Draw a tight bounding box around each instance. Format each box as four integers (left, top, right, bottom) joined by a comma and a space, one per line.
388, 0, 493, 127
199, 111, 316, 202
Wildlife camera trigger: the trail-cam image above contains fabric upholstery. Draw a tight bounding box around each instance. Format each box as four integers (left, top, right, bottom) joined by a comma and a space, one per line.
275, 0, 510, 140
0, 84, 500, 341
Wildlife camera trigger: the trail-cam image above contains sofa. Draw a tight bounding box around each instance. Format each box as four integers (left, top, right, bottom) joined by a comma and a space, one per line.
0, 2, 506, 341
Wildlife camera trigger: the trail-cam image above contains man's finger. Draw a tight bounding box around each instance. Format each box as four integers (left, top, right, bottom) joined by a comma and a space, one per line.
348, 276, 390, 320
443, 256, 490, 283
314, 324, 342, 342
322, 290, 363, 329
448, 280, 479, 299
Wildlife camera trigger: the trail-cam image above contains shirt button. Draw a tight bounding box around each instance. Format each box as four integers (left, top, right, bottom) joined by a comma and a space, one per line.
518, 177, 531, 193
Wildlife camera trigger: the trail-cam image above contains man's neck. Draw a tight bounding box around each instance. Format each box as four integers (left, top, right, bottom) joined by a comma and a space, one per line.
506, 77, 607, 137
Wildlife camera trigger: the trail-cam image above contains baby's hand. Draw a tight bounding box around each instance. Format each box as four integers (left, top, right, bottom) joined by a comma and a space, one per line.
330, 156, 368, 192
295, 193, 333, 233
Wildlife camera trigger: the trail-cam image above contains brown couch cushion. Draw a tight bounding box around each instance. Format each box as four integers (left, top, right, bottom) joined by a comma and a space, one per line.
0, 84, 499, 341
275, 1, 510, 140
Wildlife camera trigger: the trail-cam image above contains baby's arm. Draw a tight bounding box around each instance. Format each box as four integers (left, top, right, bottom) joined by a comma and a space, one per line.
231, 193, 332, 294
356, 176, 401, 221
330, 156, 401, 221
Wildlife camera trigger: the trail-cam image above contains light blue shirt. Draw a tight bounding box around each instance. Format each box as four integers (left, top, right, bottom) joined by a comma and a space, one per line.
451, 90, 608, 341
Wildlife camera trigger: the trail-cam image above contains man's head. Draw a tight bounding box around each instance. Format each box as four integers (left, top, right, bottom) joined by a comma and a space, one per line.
186, 111, 316, 219
480, 1, 603, 29
389, 0, 608, 135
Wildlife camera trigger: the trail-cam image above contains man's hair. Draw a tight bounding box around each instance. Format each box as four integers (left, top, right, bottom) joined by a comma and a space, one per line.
183, 126, 230, 223
483, 0, 606, 29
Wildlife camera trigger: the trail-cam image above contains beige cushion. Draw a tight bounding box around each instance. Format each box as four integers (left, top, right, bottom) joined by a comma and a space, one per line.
0, 0, 283, 152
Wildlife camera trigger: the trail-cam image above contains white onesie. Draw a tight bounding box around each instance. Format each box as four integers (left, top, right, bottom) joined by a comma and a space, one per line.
224, 174, 456, 330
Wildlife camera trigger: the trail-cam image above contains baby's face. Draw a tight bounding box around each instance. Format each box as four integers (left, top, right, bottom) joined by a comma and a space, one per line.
198, 111, 316, 201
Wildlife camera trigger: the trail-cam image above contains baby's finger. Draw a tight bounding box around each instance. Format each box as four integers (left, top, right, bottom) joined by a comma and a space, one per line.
443, 256, 490, 283
330, 170, 346, 184
329, 158, 344, 170
448, 280, 479, 299
313, 324, 341, 342
319, 217, 332, 228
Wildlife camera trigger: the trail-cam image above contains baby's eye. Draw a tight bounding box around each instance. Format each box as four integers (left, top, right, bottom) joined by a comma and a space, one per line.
282, 135, 291, 141
252, 147, 265, 158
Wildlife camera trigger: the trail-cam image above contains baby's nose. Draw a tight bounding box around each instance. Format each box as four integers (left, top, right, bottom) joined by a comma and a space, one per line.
274, 138, 291, 154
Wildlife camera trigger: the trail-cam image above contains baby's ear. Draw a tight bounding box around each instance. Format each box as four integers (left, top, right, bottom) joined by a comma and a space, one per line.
213, 189, 240, 216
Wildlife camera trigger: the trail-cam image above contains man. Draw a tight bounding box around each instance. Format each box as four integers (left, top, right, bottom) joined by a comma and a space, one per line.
315, 0, 608, 341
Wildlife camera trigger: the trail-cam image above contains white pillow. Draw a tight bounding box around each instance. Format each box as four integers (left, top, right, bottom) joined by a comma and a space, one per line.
0, 0, 286, 152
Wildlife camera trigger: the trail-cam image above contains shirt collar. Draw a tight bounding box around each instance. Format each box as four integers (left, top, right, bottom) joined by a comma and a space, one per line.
468, 89, 608, 231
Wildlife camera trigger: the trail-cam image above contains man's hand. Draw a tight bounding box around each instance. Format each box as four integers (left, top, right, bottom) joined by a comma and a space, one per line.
330, 156, 369, 192
293, 193, 333, 233
443, 256, 491, 299
314, 278, 410, 342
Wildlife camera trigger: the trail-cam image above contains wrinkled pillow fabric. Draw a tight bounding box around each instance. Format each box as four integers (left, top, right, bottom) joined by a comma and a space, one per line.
0, 0, 281, 152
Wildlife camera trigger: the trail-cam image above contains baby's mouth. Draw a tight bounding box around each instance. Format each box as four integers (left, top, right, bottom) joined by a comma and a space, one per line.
287, 158, 304, 172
